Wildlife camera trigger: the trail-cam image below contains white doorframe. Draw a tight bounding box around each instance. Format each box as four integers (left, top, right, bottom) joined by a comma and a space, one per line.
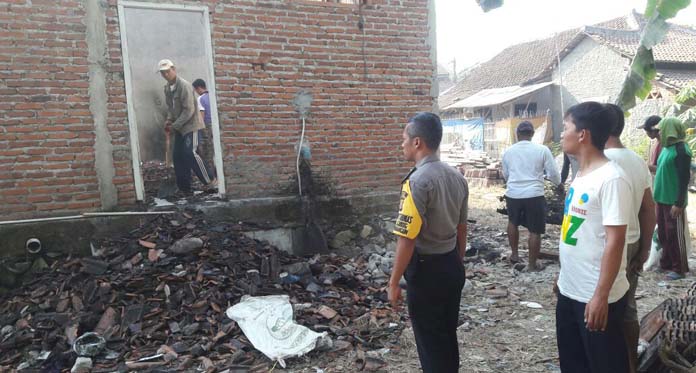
117, 1, 226, 200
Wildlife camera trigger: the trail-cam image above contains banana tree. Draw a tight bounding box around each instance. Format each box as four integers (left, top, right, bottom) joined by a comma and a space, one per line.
616, 0, 692, 110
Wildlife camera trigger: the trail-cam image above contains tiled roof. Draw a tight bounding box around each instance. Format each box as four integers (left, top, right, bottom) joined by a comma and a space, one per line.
584, 23, 696, 64
439, 11, 696, 110
657, 69, 696, 89
438, 28, 581, 109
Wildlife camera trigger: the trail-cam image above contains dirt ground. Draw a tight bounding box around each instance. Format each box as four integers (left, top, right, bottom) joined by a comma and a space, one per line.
284, 185, 696, 373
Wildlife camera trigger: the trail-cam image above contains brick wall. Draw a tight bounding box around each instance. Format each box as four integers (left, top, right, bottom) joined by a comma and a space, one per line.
0, 0, 102, 218
0, 0, 434, 220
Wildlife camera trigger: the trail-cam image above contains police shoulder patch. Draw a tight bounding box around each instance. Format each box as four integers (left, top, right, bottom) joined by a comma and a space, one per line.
393, 180, 423, 239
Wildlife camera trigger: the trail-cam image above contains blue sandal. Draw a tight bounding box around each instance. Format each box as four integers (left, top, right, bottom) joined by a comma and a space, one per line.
665, 271, 685, 281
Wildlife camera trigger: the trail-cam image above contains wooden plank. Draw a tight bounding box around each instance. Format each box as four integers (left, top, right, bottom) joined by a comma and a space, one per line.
637, 300, 668, 373
538, 251, 559, 261
640, 300, 667, 342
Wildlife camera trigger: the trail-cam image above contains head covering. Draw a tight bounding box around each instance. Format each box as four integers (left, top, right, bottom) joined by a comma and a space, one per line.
639, 115, 662, 130
657, 117, 687, 147
157, 59, 175, 71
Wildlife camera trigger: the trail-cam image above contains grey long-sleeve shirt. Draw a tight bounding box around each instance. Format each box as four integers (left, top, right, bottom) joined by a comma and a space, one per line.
164, 76, 204, 135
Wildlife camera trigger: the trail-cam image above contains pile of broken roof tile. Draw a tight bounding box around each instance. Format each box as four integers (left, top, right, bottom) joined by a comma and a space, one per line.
0, 211, 402, 372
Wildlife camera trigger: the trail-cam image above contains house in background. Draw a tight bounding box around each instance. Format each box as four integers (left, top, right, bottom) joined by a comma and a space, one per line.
437, 63, 455, 94
439, 11, 696, 158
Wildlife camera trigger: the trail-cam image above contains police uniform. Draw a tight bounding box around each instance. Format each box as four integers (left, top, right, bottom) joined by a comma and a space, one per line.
393, 154, 469, 373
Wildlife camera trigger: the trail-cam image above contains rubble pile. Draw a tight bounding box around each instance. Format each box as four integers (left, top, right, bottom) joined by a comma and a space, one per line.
141, 161, 171, 200
496, 183, 565, 225
141, 161, 222, 205
0, 212, 403, 372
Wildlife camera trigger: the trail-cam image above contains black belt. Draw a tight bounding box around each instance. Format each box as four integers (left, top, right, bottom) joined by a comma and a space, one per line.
414, 248, 458, 262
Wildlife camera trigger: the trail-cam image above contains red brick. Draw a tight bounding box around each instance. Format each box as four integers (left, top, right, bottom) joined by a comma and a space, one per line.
0, 0, 430, 219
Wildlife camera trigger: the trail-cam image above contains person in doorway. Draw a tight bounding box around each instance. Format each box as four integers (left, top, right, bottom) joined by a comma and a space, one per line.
388, 112, 468, 373
604, 104, 656, 373
192, 78, 216, 180
158, 59, 215, 194
653, 117, 692, 280
640, 115, 662, 175
501, 121, 561, 271
556, 102, 632, 373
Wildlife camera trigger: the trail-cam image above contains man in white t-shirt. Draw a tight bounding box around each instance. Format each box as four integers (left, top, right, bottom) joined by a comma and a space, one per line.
502, 121, 561, 271
604, 104, 656, 373
556, 102, 632, 373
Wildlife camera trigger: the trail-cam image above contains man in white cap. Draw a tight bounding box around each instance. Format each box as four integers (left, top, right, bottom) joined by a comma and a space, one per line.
158, 59, 215, 194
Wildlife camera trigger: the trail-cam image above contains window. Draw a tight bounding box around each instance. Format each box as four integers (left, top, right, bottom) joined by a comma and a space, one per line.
514, 103, 537, 117
474, 108, 492, 121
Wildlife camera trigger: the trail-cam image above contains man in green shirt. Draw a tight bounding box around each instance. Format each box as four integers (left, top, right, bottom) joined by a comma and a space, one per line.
653, 117, 692, 280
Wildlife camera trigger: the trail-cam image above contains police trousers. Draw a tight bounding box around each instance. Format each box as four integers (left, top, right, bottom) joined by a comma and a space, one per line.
405, 248, 466, 373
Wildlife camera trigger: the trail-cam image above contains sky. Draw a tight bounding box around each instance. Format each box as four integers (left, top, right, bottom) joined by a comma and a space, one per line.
436, 0, 696, 73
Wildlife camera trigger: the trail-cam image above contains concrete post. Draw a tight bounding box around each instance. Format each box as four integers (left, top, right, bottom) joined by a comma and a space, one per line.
85, 0, 118, 210
427, 0, 439, 114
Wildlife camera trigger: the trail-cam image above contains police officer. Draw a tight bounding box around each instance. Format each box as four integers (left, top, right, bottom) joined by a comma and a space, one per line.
388, 112, 469, 373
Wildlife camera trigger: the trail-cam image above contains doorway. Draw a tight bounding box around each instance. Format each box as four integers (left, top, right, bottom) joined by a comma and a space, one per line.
117, 1, 225, 201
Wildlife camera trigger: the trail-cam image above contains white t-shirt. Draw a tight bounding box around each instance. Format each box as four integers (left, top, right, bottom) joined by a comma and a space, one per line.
197, 95, 205, 111
557, 161, 632, 303
604, 148, 652, 244
502, 141, 561, 199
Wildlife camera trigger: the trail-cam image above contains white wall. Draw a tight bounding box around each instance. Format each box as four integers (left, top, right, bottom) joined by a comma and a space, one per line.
550, 38, 628, 138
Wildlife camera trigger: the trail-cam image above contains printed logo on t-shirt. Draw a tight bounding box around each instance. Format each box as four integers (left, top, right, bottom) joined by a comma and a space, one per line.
393, 180, 423, 239
561, 187, 587, 246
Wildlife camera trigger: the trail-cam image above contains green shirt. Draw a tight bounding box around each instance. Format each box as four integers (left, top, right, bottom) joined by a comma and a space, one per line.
653, 142, 692, 207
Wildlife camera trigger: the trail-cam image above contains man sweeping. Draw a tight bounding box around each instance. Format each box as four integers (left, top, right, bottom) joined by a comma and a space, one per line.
158, 59, 216, 194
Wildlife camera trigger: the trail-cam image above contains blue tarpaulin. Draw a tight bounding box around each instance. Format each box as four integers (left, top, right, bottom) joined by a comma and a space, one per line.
442, 118, 484, 151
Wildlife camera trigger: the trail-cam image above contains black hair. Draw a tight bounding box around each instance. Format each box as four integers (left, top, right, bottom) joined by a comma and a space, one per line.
604, 103, 625, 137
407, 112, 443, 150
564, 102, 613, 150
192, 79, 207, 90
516, 121, 534, 137
643, 115, 662, 130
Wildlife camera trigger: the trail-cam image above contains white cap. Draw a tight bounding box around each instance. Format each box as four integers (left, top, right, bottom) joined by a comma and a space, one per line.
157, 59, 175, 71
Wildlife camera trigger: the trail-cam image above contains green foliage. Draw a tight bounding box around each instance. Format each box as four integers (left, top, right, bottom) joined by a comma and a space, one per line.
616, 47, 656, 110
656, 0, 692, 19
622, 131, 650, 160
664, 85, 696, 127
675, 85, 696, 104
615, 0, 691, 111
